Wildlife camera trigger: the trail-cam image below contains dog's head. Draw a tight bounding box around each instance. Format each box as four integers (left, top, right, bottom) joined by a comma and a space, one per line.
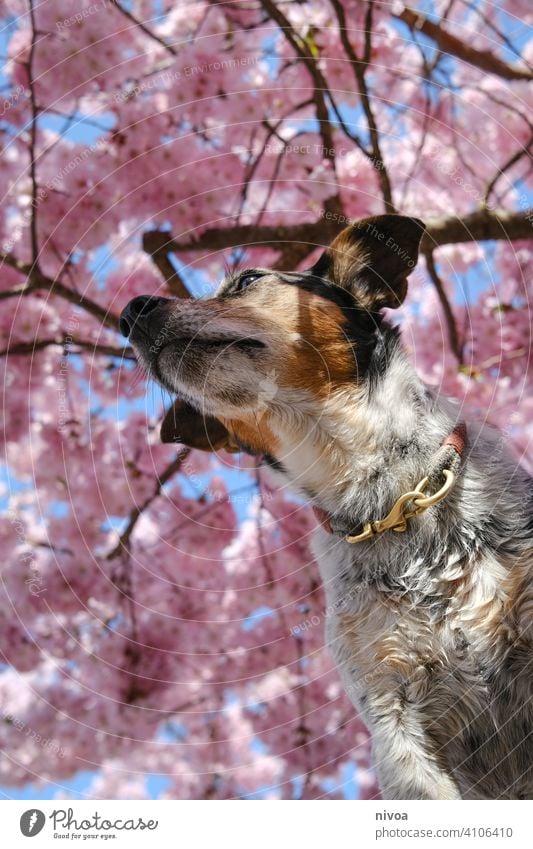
120, 215, 424, 460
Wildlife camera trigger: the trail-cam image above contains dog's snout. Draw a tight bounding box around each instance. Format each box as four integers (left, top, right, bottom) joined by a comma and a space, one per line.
120, 295, 167, 337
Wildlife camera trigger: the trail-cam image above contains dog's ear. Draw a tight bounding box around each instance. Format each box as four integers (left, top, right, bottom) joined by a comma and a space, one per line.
311, 214, 425, 309
160, 399, 234, 451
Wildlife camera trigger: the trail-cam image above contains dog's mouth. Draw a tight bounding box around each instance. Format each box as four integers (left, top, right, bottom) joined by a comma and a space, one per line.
166, 336, 266, 351
140, 333, 267, 363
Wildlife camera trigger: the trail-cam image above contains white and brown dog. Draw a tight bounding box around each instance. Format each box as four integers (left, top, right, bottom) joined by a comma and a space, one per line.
121, 215, 533, 799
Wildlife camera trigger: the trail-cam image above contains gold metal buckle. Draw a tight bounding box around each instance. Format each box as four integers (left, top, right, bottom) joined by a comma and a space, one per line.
344, 469, 456, 544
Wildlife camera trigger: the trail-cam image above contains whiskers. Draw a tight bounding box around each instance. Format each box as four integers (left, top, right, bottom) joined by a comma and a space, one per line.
225, 250, 249, 278
122, 352, 175, 421
125, 360, 149, 396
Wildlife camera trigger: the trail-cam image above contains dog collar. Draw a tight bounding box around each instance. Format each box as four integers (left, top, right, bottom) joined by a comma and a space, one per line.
313, 422, 467, 543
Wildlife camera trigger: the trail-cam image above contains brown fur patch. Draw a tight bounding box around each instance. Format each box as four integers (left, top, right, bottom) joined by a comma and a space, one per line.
279, 294, 356, 395
245, 282, 357, 397
223, 412, 279, 458
160, 399, 230, 450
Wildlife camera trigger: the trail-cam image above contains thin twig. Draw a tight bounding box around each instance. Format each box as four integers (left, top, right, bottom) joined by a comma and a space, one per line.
26, 0, 40, 266
423, 250, 462, 363
258, 0, 342, 215
109, 0, 178, 56
330, 0, 396, 212
237, 99, 314, 223
483, 135, 533, 205
106, 449, 190, 560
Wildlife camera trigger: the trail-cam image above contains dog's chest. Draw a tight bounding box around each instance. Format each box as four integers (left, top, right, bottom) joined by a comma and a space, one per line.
312, 532, 502, 714
325, 581, 467, 692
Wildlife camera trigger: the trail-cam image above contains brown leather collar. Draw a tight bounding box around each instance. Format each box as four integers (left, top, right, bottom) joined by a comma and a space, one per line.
441, 421, 467, 455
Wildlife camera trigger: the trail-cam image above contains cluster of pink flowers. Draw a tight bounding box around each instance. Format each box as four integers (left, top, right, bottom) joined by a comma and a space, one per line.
0, 0, 531, 798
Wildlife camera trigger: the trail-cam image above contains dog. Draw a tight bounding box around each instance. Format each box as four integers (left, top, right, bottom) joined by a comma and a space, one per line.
120, 214, 533, 799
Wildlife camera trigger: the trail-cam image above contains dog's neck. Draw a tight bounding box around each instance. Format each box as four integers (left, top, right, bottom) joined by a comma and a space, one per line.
268, 325, 460, 527
261, 322, 530, 596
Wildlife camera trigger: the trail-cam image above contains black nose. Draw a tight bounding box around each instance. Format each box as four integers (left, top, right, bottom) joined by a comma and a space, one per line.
120, 295, 166, 337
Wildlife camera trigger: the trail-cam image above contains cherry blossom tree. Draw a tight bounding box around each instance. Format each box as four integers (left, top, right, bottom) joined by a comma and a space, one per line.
0, 0, 531, 799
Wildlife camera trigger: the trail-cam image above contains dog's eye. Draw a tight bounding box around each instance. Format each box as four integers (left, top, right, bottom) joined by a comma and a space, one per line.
237, 272, 261, 291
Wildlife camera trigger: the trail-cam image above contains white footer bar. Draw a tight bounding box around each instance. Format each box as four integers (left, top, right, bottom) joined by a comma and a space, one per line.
3, 799, 531, 848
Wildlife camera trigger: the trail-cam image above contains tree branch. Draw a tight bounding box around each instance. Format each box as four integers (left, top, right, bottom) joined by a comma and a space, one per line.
0, 337, 134, 359
146, 220, 337, 257
420, 207, 533, 250
145, 208, 533, 267
272, 243, 318, 271
0, 252, 121, 329
142, 231, 191, 298
395, 6, 533, 82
